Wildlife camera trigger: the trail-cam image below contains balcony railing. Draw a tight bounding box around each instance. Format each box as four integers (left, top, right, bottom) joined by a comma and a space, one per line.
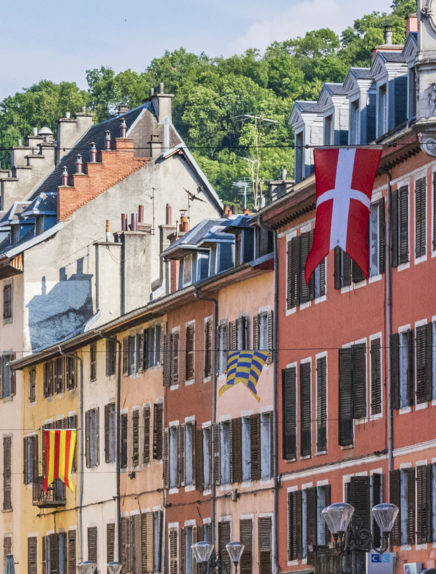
32, 476, 66, 507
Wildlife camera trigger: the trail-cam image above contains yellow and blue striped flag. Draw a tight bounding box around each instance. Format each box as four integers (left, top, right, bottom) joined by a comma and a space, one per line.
219, 350, 268, 402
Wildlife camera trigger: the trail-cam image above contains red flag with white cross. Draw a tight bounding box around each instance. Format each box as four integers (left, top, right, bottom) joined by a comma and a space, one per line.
305, 147, 382, 284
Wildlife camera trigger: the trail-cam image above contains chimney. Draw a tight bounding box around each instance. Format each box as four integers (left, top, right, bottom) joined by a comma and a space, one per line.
90, 142, 97, 163
61, 166, 69, 186
65, 112, 71, 119
138, 205, 144, 223
224, 205, 232, 218
406, 13, 418, 36
120, 118, 127, 138
75, 154, 83, 174
121, 213, 128, 231
106, 219, 111, 242
179, 214, 189, 234
166, 203, 172, 225
130, 213, 137, 231
150, 82, 175, 122
105, 130, 111, 150
384, 25, 393, 45
118, 105, 129, 115
148, 133, 162, 158
33, 127, 38, 136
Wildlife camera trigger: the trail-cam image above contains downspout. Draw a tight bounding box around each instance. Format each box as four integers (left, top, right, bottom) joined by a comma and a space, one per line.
194, 288, 218, 551
59, 349, 84, 563
115, 338, 122, 564
385, 172, 394, 477
258, 219, 279, 574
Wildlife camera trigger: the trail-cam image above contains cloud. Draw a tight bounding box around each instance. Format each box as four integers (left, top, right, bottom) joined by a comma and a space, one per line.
226, 0, 393, 54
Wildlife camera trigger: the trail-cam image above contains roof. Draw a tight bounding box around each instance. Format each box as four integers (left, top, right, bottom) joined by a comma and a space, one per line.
29, 105, 147, 201
349, 67, 372, 80
293, 101, 322, 114
0, 202, 31, 227
378, 51, 407, 63
163, 218, 224, 258
21, 192, 57, 217
323, 83, 348, 96
222, 214, 252, 233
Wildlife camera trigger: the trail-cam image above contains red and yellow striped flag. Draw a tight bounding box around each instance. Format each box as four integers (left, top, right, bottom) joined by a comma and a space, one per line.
43, 429, 76, 492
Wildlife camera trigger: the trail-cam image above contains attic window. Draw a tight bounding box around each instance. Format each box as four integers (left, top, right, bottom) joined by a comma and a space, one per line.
324, 114, 333, 145
350, 100, 360, 145
378, 84, 387, 137
183, 254, 193, 286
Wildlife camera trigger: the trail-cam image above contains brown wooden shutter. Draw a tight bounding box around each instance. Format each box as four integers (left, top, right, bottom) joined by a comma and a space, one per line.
282, 367, 297, 459
378, 197, 386, 274
204, 320, 212, 378
28, 537, 38, 574
42, 536, 47, 574
258, 517, 272, 574
266, 310, 273, 364
136, 333, 144, 373
372, 473, 382, 547
218, 522, 231, 571
106, 524, 115, 564
299, 232, 311, 303
290, 236, 300, 307
153, 403, 163, 461
349, 476, 371, 530
316, 356, 327, 452
180, 528, 185, 574
323, 484, 332, 543
252, 315, 259, 351
407, 329, 415, 406
195, 427, 204, 492
229, 320, 237, 351
185, 324, 195, 381
352, 259, 365, 283
143, 406, 151, 464
389, 469, 401, 545
426, 464, 434, 543
406, 467, 415, 545
104, 404, 110, 463
132, 410, 139, 467
295, 490, 303, 559
333, 246, 342, 289
399, 185, 409, 264
415, 176, 426, 258
338, 348, 353, 446
87, 527, 97, 562
352, 343, 367, 419
177, 425, 185, 488
391, 188, 399, 267
67, 531, 76, 574
240, 519, 252, 574
162, 333, 170, 386
416, 323, 433, 404
391, 333, 400, 409
121, 517, 130, 574
300, 362, 311, 457
132, 514, 142, 574
306, 487, 318, 547
122, 337, 129, 375
250, 413, 260, 481
417, 465, 429, 544
370, 339, 382, 415
169, 528, 178, 574
231, 418, 242, 484
171, 333, 179, 385
121, 414, 128, 469
342, 252, 352, 287
143, 512, 154, 573
213, 424, 220, 486
3, 436, 12, 510
50, 533, 59, 574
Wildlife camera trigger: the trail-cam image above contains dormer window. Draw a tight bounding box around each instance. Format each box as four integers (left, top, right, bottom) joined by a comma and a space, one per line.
324, 114, 333, 145
349, 100, 360, 145
408, 67, 416, 121
295, 132, 304, 183
377, 84, 387, 137
182, 254, 193, 286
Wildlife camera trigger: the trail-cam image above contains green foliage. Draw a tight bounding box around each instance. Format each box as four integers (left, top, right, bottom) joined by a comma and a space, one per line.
0, 2, 415, 204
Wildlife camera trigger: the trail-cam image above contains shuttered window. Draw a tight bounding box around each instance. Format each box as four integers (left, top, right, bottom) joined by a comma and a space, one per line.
250, 414, 260, 481
217, 322, 228, 375
236, 316, 249, 350
136, 333, 144, 373
142, 512, 154, 573
121, 414, 128, 470
202, 427, 211, 491
390, 468, 415, 546
258, 517, 272, 574
106, 524, 115, 564
3, 436, 12, 510
131, 514, 142, 574
54, 357, 64, 394
416, 324, 432, 404
144, 326, 162, 369
260, 412, 273, 480
168, 528, 178, 574
23, 435, 38, 485
152, 403, 163, 461
338, 343, 367, 446
282, 367, 297, 460
122, 337, 129, 376
300, 362, 311, 457
256, 310, 273, 364
370, 339, 382, 416
220, 421, 232, 485
44, 361, 53, 398
104, 403, 116, 464
67, 531, 75, 574
177, 425, 185, 488
392, 185, 409, 266
106, 338, 116, 376
348, 476, 371, 530
85, 408, 99, 468
287, 232, 325, 308
121, 517, 131, 574
391, 330, 414, 409
143, 406, 151, 464
369, 198, 386, 277
128, 335, 136, 375
185, 324, 195, 381
288, 490, 302, 561
170, 332, 180, 386
3, 284, 12, 320
65, 357, 76, 390
218, 522, 231, 571
184, 422, 194, 486
240, 519, 252, 574
334, 247, 365, 288
316, 356, 327, 453
90, 344, 97, 381
87, 527, 97, 562
195, 426, 204, 492
29, 367, 36, 403
28, 537, 37, 574
232, 418, 242, 484
204, 319, 212, 378
417, 464, 433, 544
132, 410, 139, 468
415, 176, 426, 258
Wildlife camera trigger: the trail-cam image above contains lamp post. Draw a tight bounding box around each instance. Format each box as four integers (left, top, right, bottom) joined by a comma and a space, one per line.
76, 561, 96, 574
192, 540, 244, 574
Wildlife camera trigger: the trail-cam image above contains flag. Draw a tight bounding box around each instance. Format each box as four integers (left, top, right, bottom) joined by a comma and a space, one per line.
219, 350, 268, 402
44, 429, 76, 492
305, 147, 382, 284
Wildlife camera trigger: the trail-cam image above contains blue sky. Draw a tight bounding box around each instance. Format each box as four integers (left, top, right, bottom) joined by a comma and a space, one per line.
0, 0, 393, 100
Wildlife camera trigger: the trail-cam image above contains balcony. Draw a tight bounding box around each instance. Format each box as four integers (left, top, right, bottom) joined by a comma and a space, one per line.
32, 477, 66, 507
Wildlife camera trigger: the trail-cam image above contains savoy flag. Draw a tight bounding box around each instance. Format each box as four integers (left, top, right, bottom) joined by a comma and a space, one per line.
305, 147, 382, 284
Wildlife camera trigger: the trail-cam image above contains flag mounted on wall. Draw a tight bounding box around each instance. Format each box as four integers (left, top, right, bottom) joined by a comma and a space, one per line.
44, 429, 77, 492
305, 147, 382, 284
219, 350, 268, 402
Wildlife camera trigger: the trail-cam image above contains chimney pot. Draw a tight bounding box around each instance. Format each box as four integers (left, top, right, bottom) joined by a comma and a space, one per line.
33, 127, 38, 136
120, 118, 127, 138
106, 219, 111, 241
282, 168, 288, 180
65, 111, 71, 119
121, 213, 128, 231
150, 87, 155, 96
62, 166, 69, 186
138, 205, 144, 223
166, 203, 172, 225
159, 82, 164, 94
179, 214, 189, 234
18, 139, 22, 147
131, 213, 137, 231
406, 14, 418, 35
105, 130, 111, 150
75, 153, 83, 174
384, 25, 393, 45
82, 106, 86, 113
90, 142, 97, 163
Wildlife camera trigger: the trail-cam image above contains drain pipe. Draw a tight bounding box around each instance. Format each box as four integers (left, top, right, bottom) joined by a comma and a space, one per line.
258, 218, 279, 574
194, 288, 218, 550
385, 172, 394, 477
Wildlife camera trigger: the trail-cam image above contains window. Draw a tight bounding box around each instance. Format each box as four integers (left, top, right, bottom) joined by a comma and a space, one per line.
29, 367, 36, 403
295, 131, 304, 183
120, 414, 128, 470
3, 284, 12, 320
287, 232, 325, 309
369, 198, 386, 277
169, 527, 178, 574
135, 332, 144, 373
54, 357, 64, 394
236, 316, 249, 350
258, 517, 272, 574
300, 362, 311, 457
104, 403, 116, 464
85, 408, 99, 468
415, 176, 427, 259
23, 435, 38, 484
240, 519, 253, 574
185, 423, 194, 486
204, 319, 212, 379
153, 511, 163, 572
349, 99, 360, 145
218, 521, 231, 572
169, 427, 178, 489
185, 323, 195, 381
1, 354, 16, 398
143, 406, 151, 464
128, 335, 136, 375
392, 185, 409, 267
378, 84, 387, 136
65, 357, 76, 390
153, 403, 163, 461
132, 410, 139, 467
416, 324, 432, 404
3, 436, 11, 510
242, 417, 251, 482
144, 325, 161, 369
90, 344, 97, 381
28, 537, 37, 574
220, 421, 231, 485
334, 248, 365, 288
370, 339, 382, 416
87, 527, 97, 563
43, 533, 67, 574
68, 531, 76, 574
218, 322, 228, 375
338, 343, 366, 446
391, 330, 413, 409
253, 310, 273, 363
282, 367, 297, 460
203, 427, 211, 490
316, 356, 327, 453
183, 525, 194, 574
106, 524, 115, 564
260, 412, 272, 480
390, 468, 415, 546
170, 332, 179, 385
182, 254, 193, 286
324, 114, 333, 145
416, 464, 434, 544
106, 339, 116, 376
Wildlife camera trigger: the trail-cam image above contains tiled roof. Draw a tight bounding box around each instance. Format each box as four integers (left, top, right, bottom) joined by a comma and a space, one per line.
379, 52, 407, 63
21, 192, 57, 217
222, 214, 252, 232
294, 101, 322, 113
324, 83, 348, 96
0, 202, 31, 226
350, 67, 372, 80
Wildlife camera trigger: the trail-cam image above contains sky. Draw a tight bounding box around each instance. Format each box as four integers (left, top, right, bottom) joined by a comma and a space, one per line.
0, 0, 394, 101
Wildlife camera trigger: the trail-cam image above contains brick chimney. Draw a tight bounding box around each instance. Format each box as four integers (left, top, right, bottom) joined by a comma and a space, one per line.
406, 13, 418, 36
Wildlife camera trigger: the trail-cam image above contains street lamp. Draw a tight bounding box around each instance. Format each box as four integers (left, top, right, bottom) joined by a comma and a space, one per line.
322, 501, 399, 554
192, 540, 244, 574
107, 562, 122, 574
77, 561, 96, 574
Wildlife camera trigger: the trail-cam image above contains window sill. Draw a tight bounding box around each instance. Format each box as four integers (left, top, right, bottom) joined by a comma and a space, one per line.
340, 444, 354, 450
397, 262, 410, 272
314, 295, 326, 305
219, 484, 232, 492
170, 384, 179, 391
300, 455, 312, 460
185, 484, 195, 492
260, 477, 274, 486
203, 488, 211, 496
414, 254, 427, 265
203, 376, 212, 384
415, 401, 428, 411
399, 406, 412, 414
285, 458, 297, 463
416, 543, 428, 550
285, 306, 297, 317
368, 274, 382, 284
370, 413, 383, 421
315, 450, 327, 456
185, 379, 195, 387
169, 487, 179, 495
241, 480, 253, 488
400, 544, 412, 551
